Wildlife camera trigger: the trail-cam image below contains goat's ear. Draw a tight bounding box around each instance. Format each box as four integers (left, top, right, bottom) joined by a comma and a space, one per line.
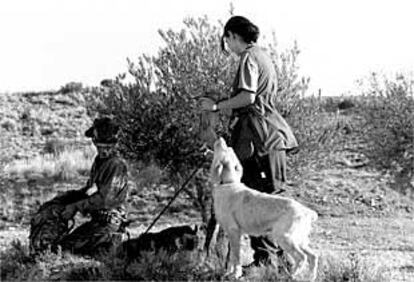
211, 162, 223, 184
228, 148, 242, 170
235, 162, 243, 172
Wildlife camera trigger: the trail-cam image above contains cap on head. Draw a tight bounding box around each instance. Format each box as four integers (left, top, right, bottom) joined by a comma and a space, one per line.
85, 117, 120, 144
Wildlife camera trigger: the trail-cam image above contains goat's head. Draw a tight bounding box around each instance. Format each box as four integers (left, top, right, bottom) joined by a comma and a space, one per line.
210, 137, 243, 184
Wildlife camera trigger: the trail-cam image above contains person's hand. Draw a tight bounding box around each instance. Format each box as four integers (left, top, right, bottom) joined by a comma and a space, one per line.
204, 90, 222, 101
62, 204, 78, 220
200, 97, 217, 112
81, 185, 97, 196
79, 185, 90, 194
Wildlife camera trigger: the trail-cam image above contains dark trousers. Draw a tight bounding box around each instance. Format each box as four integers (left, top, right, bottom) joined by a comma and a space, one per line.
240, 150, 286, 192
58, 219, 124, 257
241, 149, 287, 265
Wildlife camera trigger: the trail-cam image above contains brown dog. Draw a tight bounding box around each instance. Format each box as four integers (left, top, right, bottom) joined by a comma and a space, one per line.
210, 137, 318, 281
118, 224, 199, 261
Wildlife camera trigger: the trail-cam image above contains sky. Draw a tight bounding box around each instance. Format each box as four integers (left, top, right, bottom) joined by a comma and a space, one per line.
0, 0, 413, 95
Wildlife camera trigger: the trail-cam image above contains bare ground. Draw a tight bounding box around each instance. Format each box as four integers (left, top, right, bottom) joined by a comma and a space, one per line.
1, 92, 413, 280
1, 216, 413, 281
1, 165, 413, 281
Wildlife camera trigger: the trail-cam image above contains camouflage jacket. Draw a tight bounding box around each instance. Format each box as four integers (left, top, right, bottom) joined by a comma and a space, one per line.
29, 189, 89, 255
74, 153, 129, 219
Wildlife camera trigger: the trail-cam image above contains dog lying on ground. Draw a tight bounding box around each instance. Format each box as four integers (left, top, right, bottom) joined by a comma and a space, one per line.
210, 137, 318, 281
117, 224, 199, 261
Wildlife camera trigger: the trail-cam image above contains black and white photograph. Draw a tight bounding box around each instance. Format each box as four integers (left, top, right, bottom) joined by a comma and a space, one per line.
0, 0, 413, 281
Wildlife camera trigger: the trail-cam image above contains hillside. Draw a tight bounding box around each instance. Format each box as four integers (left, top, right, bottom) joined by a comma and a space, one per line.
0, 91, 92, 165
0, 91, 413, 281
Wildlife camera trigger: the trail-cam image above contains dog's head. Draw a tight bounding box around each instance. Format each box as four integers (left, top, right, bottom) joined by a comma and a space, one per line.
174, 225, 200, 251
156, 224, 200, 252
210, 137, 243, 184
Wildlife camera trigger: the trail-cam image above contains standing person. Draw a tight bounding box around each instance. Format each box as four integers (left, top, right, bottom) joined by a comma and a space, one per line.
58, 117, 129, 257
201, 16, 298, 267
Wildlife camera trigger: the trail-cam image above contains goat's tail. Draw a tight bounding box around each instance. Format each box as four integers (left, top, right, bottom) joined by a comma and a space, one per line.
309, 209, 318, 223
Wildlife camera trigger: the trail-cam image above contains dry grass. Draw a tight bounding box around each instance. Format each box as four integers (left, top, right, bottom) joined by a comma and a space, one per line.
3, 145, 96, 181
0, 238, 390, 282
317, 252, 388, 282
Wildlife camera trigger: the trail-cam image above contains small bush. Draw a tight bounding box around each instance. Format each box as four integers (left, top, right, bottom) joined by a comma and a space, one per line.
285, 95, 356, 171
318, 252, 388, 282
1, 117, 18, 131
358, 73, 414, 193
0, 240, 34, 281
60, 81, 83, 94
338, 99, 356, 110
267, 39, 310, 117
43, 139, 74, 155
243, 264, 289, 281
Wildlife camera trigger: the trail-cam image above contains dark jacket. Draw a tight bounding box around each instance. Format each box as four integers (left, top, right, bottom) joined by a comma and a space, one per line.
74, 154, 129, 220
230, 45, 298, 160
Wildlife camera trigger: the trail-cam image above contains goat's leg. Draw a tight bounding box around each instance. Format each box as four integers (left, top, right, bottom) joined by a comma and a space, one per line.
301, 244, 318, 282
225, 228, 242, 278
277, 235, 307, 279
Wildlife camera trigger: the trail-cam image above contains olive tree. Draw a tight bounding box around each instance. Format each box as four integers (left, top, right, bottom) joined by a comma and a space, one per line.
91, 15, 309, 223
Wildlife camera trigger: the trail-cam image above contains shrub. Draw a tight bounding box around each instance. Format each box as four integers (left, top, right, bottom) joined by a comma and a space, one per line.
43, 139, 74, 155
60, 81, 83, 94
0, 240, 34, 281
284, 95, 358, 171
318, 252, 388, 282
267, 38, 310, 117
358, 73, 414, 193
1, 117, 18, 131
337, 99, 356, 110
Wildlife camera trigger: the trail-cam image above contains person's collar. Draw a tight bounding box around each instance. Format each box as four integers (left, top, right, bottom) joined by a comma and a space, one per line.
238, 43, 255, 56
245, 43, 255, 50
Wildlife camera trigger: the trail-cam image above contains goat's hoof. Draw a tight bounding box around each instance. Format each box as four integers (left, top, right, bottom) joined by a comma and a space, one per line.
233, 271, 243, 279
223, 271, 234, 278
223, 270, 243, 280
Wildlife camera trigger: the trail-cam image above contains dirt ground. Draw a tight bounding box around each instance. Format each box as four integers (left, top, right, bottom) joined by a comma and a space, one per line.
314, 216, 414, 281
1, 152, 413, 281
1, 216, 413, 281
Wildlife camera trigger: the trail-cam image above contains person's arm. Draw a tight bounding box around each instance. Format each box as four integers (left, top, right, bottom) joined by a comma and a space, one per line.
218, 91, 256, 110
64, 160, 128, 217
201, 52, 259, 112
200, 90, 255, 111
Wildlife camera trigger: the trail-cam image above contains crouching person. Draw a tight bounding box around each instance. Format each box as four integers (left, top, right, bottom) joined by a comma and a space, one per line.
57, 117, 129, 257
29, 188, 89, 255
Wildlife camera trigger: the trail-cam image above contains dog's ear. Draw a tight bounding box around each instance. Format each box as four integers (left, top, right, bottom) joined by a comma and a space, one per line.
192, 224, 198, 233
174, 237, 183, 249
